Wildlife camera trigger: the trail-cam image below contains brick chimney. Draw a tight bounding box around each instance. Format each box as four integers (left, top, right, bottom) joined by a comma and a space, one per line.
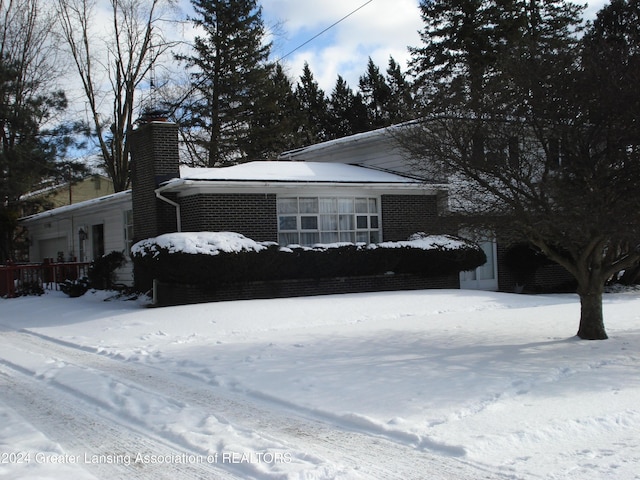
128, 119, 180, 245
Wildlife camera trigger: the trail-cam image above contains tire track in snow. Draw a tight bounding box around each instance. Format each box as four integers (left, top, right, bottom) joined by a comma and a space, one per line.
0, 366, 239, 480
0, 328, 507, 480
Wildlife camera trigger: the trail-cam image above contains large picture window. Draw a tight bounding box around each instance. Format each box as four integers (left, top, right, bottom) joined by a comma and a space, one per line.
278, 196, 381, 246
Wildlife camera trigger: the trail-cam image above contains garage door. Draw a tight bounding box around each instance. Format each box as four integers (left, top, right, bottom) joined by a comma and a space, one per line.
39, 237, 68, 262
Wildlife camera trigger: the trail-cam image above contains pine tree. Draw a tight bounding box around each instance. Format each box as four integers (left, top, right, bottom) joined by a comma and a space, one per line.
495, 0, 584, 118
385, 56, 415, 123
408, 0, 583, 117
409, 0, 497, 115
245, 64, 305, 159
358, 58, 392, 128
177, 0, 273, 167
327, 75, 369, 139
294, 63, 330, 145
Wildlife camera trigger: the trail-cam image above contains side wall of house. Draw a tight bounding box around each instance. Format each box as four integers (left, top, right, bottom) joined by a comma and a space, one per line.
22, 199, 134, 286
180, 194, 278, 242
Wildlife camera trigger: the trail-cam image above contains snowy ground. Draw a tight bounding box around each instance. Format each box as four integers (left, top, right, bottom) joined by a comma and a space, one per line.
0, 288, 639, 479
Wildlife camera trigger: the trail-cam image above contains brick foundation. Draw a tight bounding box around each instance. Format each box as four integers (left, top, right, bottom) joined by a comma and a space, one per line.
153, 272, 460, 306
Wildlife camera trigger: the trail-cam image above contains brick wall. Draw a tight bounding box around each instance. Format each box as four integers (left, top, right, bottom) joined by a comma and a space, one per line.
381, 194, 453, 241
129, 121, 180, 243
154, 272, 460, 306
180, 193, 278, 242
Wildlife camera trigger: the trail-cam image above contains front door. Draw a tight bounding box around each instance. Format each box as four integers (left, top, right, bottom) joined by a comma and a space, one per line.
91, 224, 105, 260
460, 237, 498, 290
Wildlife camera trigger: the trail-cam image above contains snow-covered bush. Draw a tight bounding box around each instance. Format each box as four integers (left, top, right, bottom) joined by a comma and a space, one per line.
60, 278, 91, 297
131, 232, 485, 287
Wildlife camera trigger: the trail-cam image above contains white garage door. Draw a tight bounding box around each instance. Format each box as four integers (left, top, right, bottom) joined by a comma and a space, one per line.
39, 237, 68, 262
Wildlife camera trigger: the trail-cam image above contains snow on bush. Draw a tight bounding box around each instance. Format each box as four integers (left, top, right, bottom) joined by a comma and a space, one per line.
374, 232, 474, 251
131, 231, 486, 287
132, 231, 475, 257
132, 231, 273, 258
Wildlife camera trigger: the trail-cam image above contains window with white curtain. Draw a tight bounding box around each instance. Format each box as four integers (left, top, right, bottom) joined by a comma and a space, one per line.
277, 196, 381, 246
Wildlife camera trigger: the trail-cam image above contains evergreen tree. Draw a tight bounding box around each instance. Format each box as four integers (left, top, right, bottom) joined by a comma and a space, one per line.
578, 0, 640, 286
358, 57, 392, 128
1, 0, 85, 262
177, 0, 273, 167
327, 75, 369, 139
409, 0, 497, 115
294, 62, 330, 144
495, 0, 584, 118
581, 0, 640, 130
408, 0, 583, 117
385, 56, 415, 123
245, 64, 305, 159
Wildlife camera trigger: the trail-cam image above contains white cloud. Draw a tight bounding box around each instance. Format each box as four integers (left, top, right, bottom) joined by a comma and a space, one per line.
264, 0, 423, 90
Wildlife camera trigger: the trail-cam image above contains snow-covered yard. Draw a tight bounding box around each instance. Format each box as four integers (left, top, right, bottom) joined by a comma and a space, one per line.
0, 288, 639, 479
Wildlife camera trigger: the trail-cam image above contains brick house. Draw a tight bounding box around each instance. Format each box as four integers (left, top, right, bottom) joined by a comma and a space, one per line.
22, 119, 569, 298
127, 120, 462, 301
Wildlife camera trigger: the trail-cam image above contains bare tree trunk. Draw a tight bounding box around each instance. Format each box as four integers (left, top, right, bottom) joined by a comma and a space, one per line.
576, 284, 607, 340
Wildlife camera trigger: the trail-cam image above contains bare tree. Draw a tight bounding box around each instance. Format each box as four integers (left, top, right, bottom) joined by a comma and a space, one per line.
402, 0, 640, 341
57, 0, 176, 191
399, 108, 640, 341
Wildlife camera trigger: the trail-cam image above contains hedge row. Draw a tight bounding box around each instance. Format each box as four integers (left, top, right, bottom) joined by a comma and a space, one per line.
132, 233, 486, 287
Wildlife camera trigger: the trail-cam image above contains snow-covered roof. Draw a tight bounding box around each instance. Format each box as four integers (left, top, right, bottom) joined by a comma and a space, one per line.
176, 161, 417, 184
278, 125, 400, 159
19, 190, 131, 223
20, 174, 114, 201
18, 160, 435, 224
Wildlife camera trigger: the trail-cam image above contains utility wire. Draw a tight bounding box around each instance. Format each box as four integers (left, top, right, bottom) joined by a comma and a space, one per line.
276, 0, 375, 63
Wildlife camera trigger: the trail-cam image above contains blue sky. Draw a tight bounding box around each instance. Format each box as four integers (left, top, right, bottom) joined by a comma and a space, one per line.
260, 0, 424, 92
257, 0, 609, 93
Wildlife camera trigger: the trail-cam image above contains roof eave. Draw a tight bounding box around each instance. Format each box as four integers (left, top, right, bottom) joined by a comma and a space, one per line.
159, 178, 442, 192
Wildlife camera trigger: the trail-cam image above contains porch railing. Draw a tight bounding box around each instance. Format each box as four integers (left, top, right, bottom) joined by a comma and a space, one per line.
0, 261, 91, 298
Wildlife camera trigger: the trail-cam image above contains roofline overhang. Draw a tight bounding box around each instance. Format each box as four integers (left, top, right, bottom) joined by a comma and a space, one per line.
19, 190, 132, 224
157, 179, 447, 196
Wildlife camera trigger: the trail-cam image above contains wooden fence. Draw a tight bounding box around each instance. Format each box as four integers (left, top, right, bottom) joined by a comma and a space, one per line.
0, 261, 90, 298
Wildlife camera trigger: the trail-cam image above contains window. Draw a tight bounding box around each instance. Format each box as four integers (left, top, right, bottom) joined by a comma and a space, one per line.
124, 210, 134, 257
277, 196, 381, 246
